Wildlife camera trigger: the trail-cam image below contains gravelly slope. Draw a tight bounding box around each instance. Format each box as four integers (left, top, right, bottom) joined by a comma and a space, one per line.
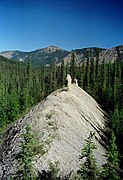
0, 84, 107, 179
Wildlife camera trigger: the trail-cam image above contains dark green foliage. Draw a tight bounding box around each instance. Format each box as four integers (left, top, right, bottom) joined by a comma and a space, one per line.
77, 132, 121, 180
0, 95, 8, 126
110, 109, 123, 171
50, 61, 57, 92
17, 125, 36, 180
7, 89, 20, 122
0, 56, 66, 131
70, 52, 76, 79
101, 132, 120, 180
83, 52, 90, 91
77, 132, 99, 180
59, 60, 66, 87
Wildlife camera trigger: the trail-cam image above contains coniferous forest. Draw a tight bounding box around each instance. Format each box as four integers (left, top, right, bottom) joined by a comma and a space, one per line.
0, 48, 123, 179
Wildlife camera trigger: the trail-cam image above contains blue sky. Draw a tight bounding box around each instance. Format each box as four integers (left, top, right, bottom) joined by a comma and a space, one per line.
0, 0, 123, 51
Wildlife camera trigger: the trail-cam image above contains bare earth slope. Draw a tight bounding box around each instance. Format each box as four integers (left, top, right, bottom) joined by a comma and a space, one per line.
0, 84, 106, 179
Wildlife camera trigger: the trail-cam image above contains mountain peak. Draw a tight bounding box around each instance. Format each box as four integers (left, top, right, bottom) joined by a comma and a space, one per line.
41, 45, 65, 53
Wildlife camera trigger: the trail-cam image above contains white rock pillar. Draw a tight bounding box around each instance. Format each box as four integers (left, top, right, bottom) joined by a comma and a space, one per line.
66, 74, 72, 90
74, 78, 78, 86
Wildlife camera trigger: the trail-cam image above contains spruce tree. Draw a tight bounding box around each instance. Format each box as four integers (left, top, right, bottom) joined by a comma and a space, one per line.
112, 60, 118, 108
70, 51, 76, 79
7, 88, 19, 122
89, 57, 95, 94
17, 125, 36, 180
83, 51, 91, 93
94, 48, 100, 96
0, 95, 8, 128
101, 131, 120, 180
102, 59, 107, 95
77, 132, 99, 180
50, 61, 57, 92
60, 60, 66, 87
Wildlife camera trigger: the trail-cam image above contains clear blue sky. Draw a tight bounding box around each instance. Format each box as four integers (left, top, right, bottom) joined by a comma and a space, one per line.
0, 0, 123, 51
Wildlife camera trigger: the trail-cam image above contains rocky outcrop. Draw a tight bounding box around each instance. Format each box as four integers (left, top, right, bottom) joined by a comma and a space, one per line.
99, 44, 123, 63
0, 83, 107, 179
41, 46, 65, 53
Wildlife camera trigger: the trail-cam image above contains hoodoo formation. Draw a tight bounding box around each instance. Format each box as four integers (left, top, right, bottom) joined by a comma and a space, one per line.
0, 76, 106, 179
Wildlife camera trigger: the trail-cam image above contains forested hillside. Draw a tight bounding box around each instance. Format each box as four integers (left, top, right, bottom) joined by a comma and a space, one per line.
0, 49, 123, 177
0, 55, 65, 130
0, 44, 123, 67
0, 46, 70, 67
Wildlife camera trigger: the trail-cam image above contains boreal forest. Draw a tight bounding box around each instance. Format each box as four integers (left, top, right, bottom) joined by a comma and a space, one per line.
0, 48, 123, 179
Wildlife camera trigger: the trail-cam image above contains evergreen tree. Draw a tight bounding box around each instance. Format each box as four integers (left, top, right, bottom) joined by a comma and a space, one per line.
70, 51, 76, 79
83, 52, 91, 92
26, 60, 34, 105
17, 125, 36, 180
7, 88, 19, 122
89, 57, 95, 94
77, 132, 99, 180
101, 59, 107, 99
112, 60, 118, 108
20, 86, 31, 111
78, 64, 85, 88
0, 95, 8, 128
50, 61, 57, 92
60, 60, 66, 87
101, 131, 120, 180
94, 48, 100, 96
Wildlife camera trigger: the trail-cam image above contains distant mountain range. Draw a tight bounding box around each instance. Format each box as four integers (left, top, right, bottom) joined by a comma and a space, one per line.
0, 45, 123, 67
